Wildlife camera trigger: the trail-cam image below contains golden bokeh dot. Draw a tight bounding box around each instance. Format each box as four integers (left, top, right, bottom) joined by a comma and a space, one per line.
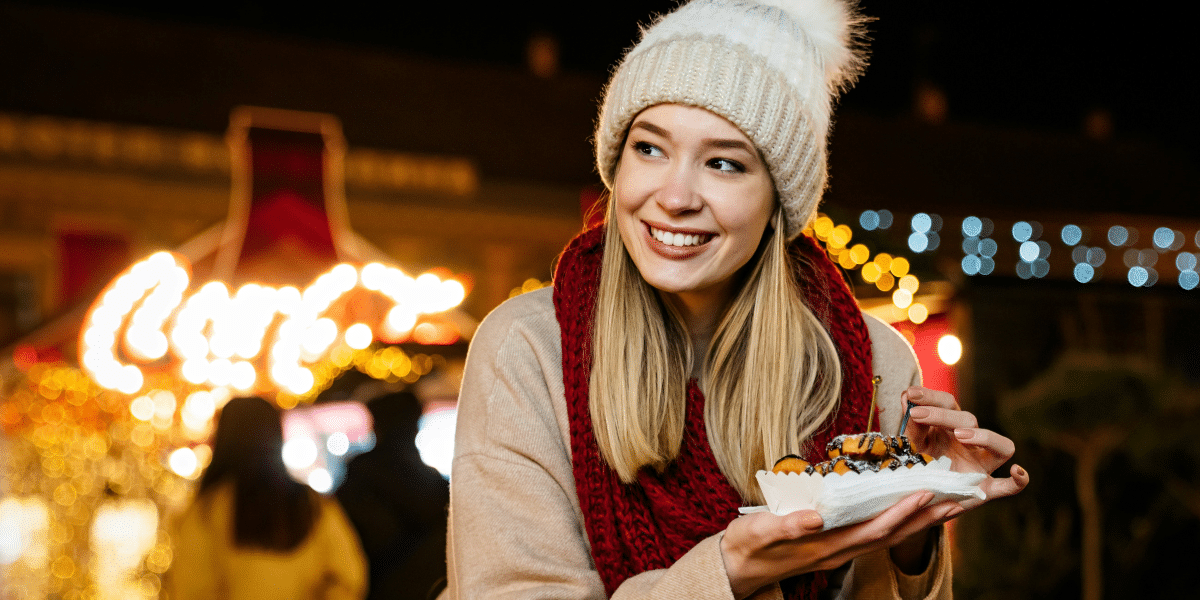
831, 224, 853, 247
908, 302, 930, 324
875, 272, 895, 292
873, 253, 893, 272
130, 424, 155, 448
861, 263, 882, 284
899, 274, 920, 293
145, 544, 174, 574
837, 251, 857, 270
890, 257, 911, 277
53, 482, 77, 506
848, 244, 869, 265
51, 555, 76, 579
141, 574, 161, 596
812, 216, 834, 239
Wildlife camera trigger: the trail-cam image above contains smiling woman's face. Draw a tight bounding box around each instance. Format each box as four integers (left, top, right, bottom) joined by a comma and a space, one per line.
614, 103, 775, 310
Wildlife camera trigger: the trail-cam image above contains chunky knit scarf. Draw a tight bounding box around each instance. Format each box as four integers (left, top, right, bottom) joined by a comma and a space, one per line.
552, 225, 875, 598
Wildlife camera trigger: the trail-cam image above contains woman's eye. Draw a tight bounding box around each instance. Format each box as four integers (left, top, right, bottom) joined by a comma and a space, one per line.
708, 158, 745, 173
632, 141, 663, 157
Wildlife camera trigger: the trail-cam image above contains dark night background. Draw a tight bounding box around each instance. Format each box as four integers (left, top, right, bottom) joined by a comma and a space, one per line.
5, 0, 1196, 221
2, 2, 1199, 599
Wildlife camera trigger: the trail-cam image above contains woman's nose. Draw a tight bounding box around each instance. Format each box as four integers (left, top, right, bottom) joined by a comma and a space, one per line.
656, 166, 703, 214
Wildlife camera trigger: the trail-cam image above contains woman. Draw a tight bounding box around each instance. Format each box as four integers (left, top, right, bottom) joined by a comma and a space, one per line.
444, 1, 1028, 598
168, 396, 367, 600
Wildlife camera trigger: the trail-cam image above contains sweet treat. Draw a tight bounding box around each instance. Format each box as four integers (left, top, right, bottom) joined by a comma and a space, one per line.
826, 433, 888, 460
775, 434, 935, 477
771, 455, 814, 475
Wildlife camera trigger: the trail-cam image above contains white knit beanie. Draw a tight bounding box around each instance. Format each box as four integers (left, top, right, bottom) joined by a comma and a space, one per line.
595, 0, 869, 240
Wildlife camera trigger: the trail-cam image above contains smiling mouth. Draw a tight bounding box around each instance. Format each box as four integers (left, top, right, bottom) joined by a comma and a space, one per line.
649, 226, 713, 248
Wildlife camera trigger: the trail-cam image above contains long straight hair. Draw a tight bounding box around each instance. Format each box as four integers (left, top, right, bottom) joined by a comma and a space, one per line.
589, 204, 842, 503
198, 396, 319, 551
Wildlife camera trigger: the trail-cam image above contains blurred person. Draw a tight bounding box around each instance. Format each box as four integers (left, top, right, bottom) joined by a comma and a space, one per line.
337, 389, 449, 600
168, 396, 367, 600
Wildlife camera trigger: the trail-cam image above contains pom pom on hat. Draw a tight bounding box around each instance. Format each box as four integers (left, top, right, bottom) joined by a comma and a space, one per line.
595, 0, 869, 239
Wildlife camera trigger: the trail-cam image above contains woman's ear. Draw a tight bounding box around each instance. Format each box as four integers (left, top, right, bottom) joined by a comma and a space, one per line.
769, 205, 783, 232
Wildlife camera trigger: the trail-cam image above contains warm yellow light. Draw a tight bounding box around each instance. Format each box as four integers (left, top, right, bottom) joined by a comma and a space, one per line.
830, 224, 853, 247
230, 361, 257, 390
892, 288, 913, 309
837, 252, 857, 270
151, 390, 177, 420
116, 366, 144, 395
812, 216, 834, 240
861, 263, 882, 283
937, 334, 963, 365
182, 391, 215, 430
168, 448, 199, 479
83, 256, 468, 395
875, 272, 895, 292
873, 253, 893, 272
345, 323, 373, 350
129, 395, 155, 421
848, 244, 870, 265
899, 274, 920, 293
908, 302, 929, 324
181, 359, 209, 385
890, 257, 911, 278
441, 279, 467, 309
360, 262, 388, 291
207, 358, 234, 387
386, 307, 418, 336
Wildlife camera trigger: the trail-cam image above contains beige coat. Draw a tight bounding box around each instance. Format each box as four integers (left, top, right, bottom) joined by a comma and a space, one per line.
168, 482, 368, 600
443, 288, 953, 599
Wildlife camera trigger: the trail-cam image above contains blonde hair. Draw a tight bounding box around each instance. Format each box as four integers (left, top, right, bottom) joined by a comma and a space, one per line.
589, 203, 842, 503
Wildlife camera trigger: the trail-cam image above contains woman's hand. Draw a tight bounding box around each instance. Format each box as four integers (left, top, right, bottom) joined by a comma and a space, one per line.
900, 386, 1030, 508
720, 491, 962, 599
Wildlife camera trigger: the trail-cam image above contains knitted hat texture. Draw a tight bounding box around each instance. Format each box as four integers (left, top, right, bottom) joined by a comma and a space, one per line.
595, 0, 868, 239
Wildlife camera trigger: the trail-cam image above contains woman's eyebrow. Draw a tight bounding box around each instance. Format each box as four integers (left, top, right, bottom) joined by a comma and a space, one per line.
704, 138, 755, 153
629, 120, 670, 138
632, 121, 753, 152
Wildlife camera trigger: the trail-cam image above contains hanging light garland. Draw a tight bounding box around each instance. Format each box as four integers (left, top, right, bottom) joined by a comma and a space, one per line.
806, 214, 930, 324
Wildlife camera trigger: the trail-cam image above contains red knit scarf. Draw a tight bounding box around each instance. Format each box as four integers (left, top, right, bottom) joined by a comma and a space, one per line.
552, 225, 875, 598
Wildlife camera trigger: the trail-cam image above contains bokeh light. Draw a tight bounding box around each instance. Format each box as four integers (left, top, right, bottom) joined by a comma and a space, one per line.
937, 335, 963, 365
1061, 224, 1083, 246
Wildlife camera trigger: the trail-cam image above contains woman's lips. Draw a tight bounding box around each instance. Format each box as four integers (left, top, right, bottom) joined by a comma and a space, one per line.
644, 222, 714, 258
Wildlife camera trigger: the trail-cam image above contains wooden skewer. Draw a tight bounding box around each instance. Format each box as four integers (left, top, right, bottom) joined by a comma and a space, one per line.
866, 375, 882, 432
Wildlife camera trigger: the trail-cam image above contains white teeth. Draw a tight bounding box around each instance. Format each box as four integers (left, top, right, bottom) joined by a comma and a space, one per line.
651, 227, 708, 247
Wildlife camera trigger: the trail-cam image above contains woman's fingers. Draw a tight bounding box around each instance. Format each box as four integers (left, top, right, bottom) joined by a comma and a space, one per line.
777, 510, 824, 539
907, 405, 978, 430
849, 491, 934, 539
902, 386, 959, 410
953, 428, 1015, 459
983, 464, 1030, 499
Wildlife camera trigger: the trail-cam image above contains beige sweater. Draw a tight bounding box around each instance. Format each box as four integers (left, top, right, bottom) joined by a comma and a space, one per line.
443, 288, 953, 600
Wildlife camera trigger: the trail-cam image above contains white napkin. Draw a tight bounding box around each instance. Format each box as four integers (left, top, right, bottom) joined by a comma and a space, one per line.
738, 457, 986, 530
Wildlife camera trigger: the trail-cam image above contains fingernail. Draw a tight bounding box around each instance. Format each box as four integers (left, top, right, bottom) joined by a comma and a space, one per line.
921, 492, 935, 506
944, 505, 966, 519
800, 511, 823, 528
907, 388, 924, 400
954, 429, 974, 440
910, 407, 930, 419
1015, 465, 1026, 478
